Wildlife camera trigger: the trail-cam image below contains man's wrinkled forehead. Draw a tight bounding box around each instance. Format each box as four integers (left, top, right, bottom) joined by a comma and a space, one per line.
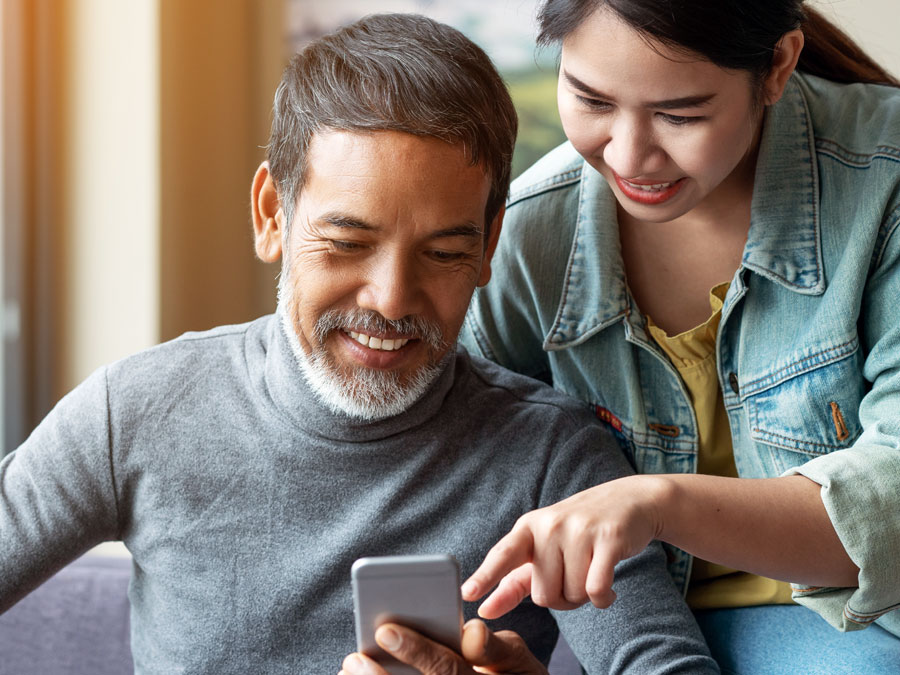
296, 129, 491, 217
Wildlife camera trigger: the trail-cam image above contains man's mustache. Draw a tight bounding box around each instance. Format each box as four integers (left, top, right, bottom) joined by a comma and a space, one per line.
313, 309, 447, 352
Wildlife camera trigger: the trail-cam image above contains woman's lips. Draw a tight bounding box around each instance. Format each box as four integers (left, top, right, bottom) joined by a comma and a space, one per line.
613, 173, 686, 205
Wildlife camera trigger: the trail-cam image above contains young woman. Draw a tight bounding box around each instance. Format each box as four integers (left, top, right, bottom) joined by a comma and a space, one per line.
459, 0, 900, 670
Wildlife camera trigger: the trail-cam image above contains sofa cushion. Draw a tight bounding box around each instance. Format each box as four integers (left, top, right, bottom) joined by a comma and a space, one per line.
0, 554, 133, 675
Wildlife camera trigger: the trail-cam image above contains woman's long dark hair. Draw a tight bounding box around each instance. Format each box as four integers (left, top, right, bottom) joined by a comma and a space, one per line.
537, 0, 899, 88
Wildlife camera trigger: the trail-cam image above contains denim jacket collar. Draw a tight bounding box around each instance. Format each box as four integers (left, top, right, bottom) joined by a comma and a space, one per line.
544, 165, 629, 351
744, 75, 825, 295
545, 75, 824, 350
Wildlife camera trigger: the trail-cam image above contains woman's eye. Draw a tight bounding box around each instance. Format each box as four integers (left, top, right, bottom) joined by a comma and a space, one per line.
574, 95, 612, 111
659, 113, 701, 126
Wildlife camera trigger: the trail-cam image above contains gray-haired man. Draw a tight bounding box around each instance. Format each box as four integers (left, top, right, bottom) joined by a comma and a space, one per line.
0, 14, 716, 674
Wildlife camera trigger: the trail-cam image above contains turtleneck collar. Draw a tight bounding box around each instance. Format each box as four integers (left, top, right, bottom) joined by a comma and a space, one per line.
261, 312, 458, 443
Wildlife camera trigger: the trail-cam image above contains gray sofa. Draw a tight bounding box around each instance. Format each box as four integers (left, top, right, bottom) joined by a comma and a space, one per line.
0, 555, 133, 675
0, 555, 580, 675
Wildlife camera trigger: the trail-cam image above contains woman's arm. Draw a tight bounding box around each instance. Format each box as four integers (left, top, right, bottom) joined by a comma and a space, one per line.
462, 472, 858, 618
654, 473, 857, 585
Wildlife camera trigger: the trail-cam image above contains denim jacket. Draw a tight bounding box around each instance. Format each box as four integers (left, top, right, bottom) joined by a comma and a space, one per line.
461, 73, 900, 635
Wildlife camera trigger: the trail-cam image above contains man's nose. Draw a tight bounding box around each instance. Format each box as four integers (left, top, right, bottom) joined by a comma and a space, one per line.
602, 116, 663, 178
356, 252, 425, 321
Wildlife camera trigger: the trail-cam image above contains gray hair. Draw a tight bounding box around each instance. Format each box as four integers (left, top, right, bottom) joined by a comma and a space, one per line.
267, 13, 518, 241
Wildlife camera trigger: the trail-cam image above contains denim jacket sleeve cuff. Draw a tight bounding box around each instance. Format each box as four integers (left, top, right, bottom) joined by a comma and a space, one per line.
783, 444, 900, 634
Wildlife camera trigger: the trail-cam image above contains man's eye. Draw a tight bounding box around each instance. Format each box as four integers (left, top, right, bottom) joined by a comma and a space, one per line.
428, 250, 466, 262
330, 240, 363, 252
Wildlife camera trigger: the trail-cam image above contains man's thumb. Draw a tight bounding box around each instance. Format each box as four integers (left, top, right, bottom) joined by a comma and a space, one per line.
460, 619, 547, 673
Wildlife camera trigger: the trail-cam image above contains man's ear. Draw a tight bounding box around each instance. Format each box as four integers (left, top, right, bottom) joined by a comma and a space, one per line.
762, 29, 804, 106
252, 161, 285, 263
476, 205, 505, 287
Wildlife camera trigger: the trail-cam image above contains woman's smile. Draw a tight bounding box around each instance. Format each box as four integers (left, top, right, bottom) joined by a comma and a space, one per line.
613, 173, 687, 205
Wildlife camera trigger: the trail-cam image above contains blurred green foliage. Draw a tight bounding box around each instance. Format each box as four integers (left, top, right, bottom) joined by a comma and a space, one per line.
506, 68, 568, 179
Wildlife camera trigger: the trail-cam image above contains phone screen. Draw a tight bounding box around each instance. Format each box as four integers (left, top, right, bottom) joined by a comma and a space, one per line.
351, 554, 463, 675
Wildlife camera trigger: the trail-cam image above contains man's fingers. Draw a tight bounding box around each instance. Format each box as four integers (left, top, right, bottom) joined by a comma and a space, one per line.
476, 563, 534, 620
461, 528, 535, 602
341, 652, 390, 675
374, 624, 461, 675
461, 620, 547, 674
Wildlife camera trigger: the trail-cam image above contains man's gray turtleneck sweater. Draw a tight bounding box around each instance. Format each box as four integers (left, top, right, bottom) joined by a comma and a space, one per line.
0, 314, 716, 673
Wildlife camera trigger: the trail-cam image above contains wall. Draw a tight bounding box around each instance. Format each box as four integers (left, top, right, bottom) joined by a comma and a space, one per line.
55, 0, 283, 400
1, 0, 67, 449
158, 0, 282, 345
62, 0, 160, 395
0, 3, 5, 448
812, 0, 900, 78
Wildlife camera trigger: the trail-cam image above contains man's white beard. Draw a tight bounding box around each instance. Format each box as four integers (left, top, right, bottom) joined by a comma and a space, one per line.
277, 270, 449, 421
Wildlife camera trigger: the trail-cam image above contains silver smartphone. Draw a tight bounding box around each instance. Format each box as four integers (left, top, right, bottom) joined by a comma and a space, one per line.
351, 554, 464, 675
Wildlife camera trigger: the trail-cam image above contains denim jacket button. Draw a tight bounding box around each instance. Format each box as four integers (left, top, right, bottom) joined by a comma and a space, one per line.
728, 372, 740, 395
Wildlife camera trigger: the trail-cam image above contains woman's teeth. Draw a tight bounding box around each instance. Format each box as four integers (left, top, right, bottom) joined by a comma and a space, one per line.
347, 331, 409, 351
624, 179, 676, 192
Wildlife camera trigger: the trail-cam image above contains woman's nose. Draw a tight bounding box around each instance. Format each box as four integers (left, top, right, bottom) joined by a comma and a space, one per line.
602, 116, 664, 178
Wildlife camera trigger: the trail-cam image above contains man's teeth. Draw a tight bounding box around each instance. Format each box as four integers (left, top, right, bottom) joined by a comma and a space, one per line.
347, 331, 409, 351
625, 180, 675, 192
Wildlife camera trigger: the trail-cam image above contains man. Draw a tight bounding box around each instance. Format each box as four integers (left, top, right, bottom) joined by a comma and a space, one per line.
0, 14, 716, 674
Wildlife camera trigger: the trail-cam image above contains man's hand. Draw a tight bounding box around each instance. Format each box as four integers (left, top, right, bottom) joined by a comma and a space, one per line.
338, 619, 547, 675
460, 476, 665, 619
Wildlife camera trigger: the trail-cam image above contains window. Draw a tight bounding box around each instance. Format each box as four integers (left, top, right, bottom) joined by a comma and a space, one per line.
0, 0, 61, 455
284, 0, 566, 179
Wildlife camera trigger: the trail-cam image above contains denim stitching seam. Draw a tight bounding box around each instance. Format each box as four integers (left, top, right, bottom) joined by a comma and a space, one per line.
740, 337, 858, 394
507, 169, 582, 207
816, 138, 900, 168
750, 425, 849, 452
844, 599, 900, 621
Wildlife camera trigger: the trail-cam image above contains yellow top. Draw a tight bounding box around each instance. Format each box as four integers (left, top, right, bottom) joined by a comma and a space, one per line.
647, 283, 793, 609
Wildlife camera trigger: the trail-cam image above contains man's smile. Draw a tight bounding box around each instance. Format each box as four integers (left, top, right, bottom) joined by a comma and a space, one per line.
334, 327, 424, 372
345, 330, 411, 351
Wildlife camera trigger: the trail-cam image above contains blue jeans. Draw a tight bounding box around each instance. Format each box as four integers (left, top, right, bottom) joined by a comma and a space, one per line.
694, 605, 900, 674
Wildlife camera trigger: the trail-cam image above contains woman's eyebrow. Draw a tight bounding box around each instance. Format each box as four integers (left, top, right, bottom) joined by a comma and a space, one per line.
562, 69, 716, 109
562, 69, 609, 98
649, 93, 716, 110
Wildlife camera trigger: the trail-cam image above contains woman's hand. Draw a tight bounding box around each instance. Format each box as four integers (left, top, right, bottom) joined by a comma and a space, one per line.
461, 475, 667, 618
462, 473, 859, 620
339, 619, 547, 675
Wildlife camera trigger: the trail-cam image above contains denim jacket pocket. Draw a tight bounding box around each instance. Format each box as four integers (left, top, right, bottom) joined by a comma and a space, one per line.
744, 341, 866, 471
